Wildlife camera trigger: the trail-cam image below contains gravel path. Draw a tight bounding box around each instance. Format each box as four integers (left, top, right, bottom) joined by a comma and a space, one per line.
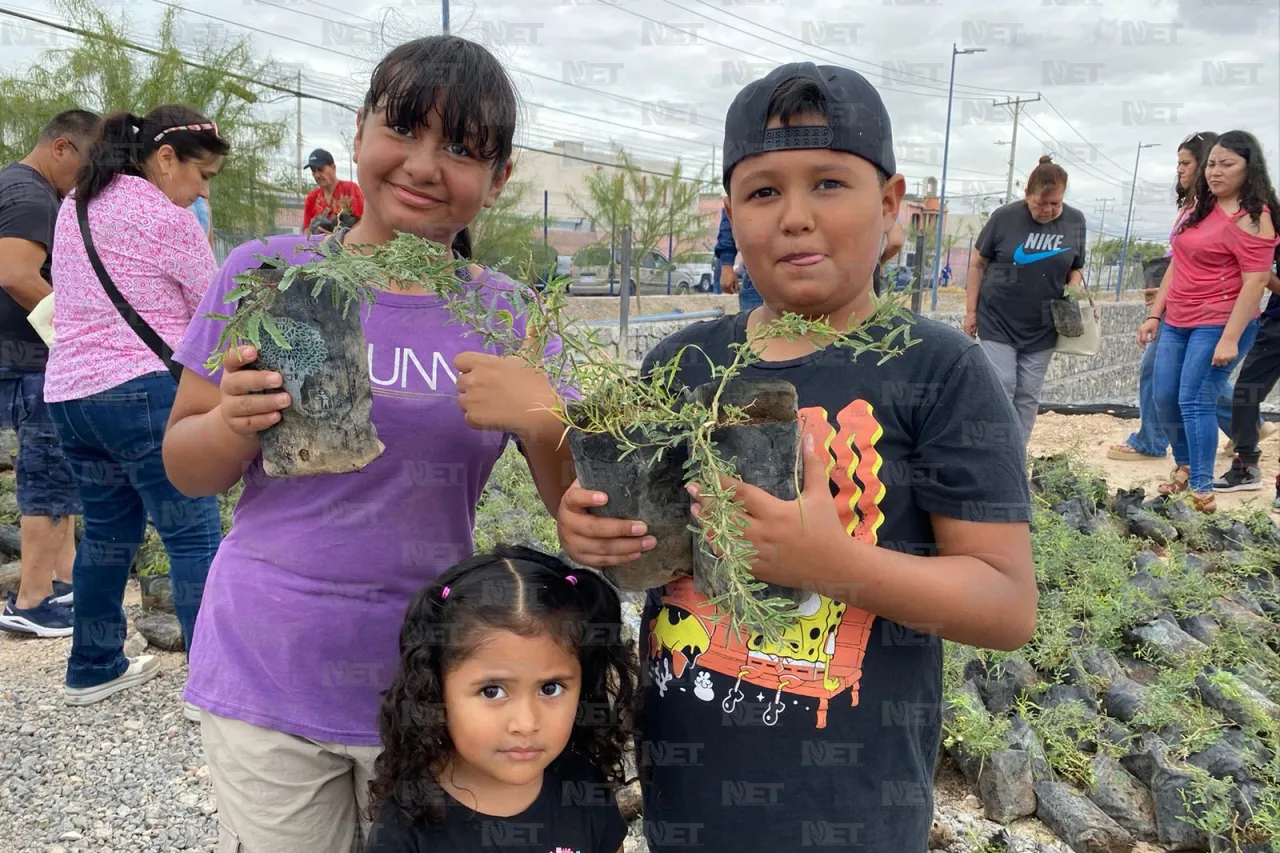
0, 582, 216, 853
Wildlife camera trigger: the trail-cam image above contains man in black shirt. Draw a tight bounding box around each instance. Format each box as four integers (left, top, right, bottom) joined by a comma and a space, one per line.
556, 63, 1037, 852
0, 108, 98, 638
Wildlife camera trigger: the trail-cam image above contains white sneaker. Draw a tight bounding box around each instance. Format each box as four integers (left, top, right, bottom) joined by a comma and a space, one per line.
183, 701, 202, 723
64, 655, 161, 706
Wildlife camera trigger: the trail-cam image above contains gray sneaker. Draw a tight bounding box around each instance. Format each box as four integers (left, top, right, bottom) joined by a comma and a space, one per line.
64, 655, 162, 706
1213, 457, 1262, 492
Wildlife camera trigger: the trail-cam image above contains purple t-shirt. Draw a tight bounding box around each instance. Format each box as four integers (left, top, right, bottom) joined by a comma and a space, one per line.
174, 233, 549, 745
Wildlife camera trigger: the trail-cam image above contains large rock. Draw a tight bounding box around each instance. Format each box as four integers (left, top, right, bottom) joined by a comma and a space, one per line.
1121, 506, 1177, 546
1195, 669, 1280, 728
135, 611, 184, 652
0, 560, 19, 599
1079, 647, 1126, 683
1033, 780, 1136, 853
1178, 613, 1221, 645
1005, 714, 1053, 782
1186, 728, 1262, 783
977, 749, 1038, 824
1209, 597, 1277, 639
1087, 755, 1158, 843
1124, 618, 1208, 665
944, 679, 991, 786
977, 654, 1041, 714
1120, 735, 1211, 850
1101, 676, 1148, 723
0, 523, 19, 558
0, 429, 16, 472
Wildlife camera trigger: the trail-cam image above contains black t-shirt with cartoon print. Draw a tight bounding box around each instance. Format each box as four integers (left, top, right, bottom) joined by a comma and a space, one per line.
635, 311, 1032, 853
364, 753, 629, 853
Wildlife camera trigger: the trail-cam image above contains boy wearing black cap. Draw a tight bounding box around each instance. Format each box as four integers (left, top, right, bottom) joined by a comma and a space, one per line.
557, 62, 1037, 852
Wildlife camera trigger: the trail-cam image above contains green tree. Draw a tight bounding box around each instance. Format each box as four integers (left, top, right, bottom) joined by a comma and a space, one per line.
0, 0, 290, 234
568, 147, 710, 306
470, 180, 554, 280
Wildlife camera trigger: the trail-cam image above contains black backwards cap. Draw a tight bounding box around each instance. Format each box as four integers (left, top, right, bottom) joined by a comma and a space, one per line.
722, 62, 896, 191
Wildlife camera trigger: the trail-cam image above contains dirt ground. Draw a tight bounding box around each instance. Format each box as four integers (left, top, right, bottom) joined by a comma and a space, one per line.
1028, 411, 1279, 515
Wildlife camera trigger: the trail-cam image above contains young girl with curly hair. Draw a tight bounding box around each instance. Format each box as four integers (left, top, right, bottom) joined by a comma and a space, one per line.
364, 545, 637, 853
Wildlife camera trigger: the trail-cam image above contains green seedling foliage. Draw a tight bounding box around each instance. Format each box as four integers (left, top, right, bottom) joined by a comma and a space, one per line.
202, 231, 918, 643
1014, 696, 1127, 787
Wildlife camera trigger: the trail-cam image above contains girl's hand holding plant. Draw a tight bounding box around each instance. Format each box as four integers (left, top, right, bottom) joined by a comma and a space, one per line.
454, 338, 560, 438
217, 344, 291, 437
688, 430, 846, 595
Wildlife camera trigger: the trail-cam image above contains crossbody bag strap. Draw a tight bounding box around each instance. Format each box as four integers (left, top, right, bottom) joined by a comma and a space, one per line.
76, 194, 183, 382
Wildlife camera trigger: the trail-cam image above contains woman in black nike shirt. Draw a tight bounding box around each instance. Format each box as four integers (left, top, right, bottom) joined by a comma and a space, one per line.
965, 155, 1088, 445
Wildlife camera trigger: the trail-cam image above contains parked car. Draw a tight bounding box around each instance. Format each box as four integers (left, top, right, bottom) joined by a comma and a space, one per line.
569, 246, 710, 296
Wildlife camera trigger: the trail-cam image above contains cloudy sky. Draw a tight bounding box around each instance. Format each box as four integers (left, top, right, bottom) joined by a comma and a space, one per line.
2, 0, 1277, 244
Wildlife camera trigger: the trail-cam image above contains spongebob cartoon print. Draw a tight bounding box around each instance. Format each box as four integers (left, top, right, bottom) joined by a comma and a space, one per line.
647, 400, 885, 729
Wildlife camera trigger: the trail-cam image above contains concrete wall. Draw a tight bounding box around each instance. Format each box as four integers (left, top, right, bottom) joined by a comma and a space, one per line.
581, 302, 1280, 410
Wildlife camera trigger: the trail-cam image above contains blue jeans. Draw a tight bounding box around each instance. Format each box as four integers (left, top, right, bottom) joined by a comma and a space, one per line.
1126, 328, 1247, 456
738, 271, 764, 312
49, 372, 221, 689
1153, 320, 1259, 493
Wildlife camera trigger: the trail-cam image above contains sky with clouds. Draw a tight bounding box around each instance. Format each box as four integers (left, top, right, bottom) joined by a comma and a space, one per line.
1, 0, 1277, 243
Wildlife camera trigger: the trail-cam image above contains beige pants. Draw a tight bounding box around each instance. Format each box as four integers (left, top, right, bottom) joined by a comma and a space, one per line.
201, 710, 382, 853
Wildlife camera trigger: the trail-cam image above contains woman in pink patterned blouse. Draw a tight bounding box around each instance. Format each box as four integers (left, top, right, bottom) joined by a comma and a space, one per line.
44, 104, 230, 713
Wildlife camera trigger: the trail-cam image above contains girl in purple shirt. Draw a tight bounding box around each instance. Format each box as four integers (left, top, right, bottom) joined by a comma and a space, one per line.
162, 36, 577, 853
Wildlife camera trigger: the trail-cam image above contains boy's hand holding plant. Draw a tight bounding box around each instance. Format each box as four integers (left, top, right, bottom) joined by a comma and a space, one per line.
687, 426, 846, 596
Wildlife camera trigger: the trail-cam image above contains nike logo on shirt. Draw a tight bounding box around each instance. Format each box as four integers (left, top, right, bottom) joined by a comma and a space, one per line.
1013, 232, 1070, 264
1013, 245, 1069, 264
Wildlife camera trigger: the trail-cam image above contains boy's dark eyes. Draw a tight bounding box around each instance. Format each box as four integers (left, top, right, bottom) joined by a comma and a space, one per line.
747, 179, 846, 199
444, 142, 473, 158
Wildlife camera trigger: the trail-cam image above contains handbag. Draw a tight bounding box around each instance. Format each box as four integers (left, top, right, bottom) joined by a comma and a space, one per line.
1052, 289, 1101, 357
76, 195, 183, 383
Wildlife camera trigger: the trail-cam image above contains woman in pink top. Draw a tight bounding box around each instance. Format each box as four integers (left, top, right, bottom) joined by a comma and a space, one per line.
45, 105, 230, 709
1138, 130, 1280, 512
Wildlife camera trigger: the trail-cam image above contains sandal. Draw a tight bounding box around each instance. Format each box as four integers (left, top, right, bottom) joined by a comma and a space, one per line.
1157, 465, 1190, 496
1107, 443, 1165, 461
1191, 492, 1217, 514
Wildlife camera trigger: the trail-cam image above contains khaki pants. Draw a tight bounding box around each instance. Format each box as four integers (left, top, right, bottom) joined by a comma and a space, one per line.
201, 710, 382, 853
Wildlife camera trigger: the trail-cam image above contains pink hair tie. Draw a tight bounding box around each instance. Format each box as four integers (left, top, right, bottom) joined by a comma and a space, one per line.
440, 586, 451, 600
565, 575, 578, 586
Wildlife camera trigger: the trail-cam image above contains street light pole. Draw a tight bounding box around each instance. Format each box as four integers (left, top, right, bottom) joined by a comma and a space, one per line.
931, 43, 986, 312
1116, 142, 1160, 299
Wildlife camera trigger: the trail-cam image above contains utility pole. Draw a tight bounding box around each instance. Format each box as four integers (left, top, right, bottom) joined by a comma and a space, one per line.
992, 95, 1040, 204
932, 43, 986, 310
1093, 197, 1115, 286
295, 69, 303, 177
442, 0, 449, 33
1117, 142, 1160, 299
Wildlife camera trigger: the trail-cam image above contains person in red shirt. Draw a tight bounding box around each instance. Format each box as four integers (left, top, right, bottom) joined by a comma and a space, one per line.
1139, 129, 1280, 512
302, 148, 363, 233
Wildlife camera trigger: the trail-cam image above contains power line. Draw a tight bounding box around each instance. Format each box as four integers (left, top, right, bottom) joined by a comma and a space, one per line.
606, 0, 996, 103
0, 4, 356, 112
675, 0, 1038, 99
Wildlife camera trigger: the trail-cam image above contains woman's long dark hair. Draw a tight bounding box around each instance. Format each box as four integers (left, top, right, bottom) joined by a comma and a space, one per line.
368, 545, 637, 826
1175, 130, 1217, 209
361, 35, 516, 262
1179, 130, 1280, 266
73, 104, 229, 204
